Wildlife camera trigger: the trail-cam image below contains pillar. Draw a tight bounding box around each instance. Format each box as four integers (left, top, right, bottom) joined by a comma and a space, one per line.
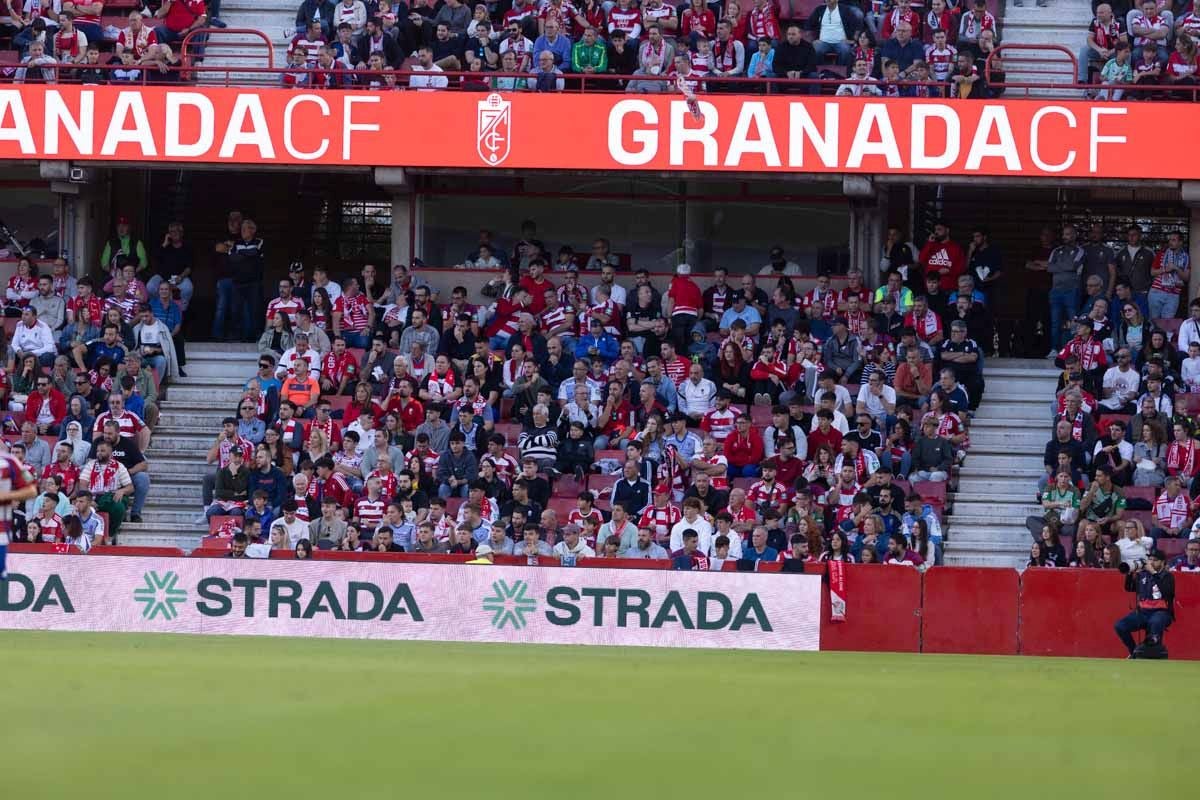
375, 167, 414, 266
845, 176, 887, 285
41, 161, 107, 277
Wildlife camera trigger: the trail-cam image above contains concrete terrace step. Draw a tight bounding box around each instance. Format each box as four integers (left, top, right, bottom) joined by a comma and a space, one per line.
950, 514, 1040, 527
119, 525, 204, 549
952, 500, 1043, 517
145, 480, 204, 504
969, 417, 1049, 430
952, 491, 1043, 504
173, 362, 258, 380
968, 430, 1052, 448
973, 403, 1054, 421
958, 466, 1045, 480
147, 456, 207, 477
983, 366, 1063, 380
157, 410, 238, 428
161, 387, 248, 405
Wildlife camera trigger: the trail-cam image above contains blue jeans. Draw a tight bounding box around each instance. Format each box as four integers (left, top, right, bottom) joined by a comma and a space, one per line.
1114, 608, 1171, 655
343, 331, 370, 349
1147, 289, 1180, 322
1048, 287, 1078, 351
131, 471, 150, 516
14, 24, 55, 56
206, 504, 245, 521
880, 450, 911, 479
727, 464, 761, 479
212, 278, 235, 339
812, 40, 853, 67
438, 482, 469, 499
488, 334, 511, 350
232, 282, 262, 341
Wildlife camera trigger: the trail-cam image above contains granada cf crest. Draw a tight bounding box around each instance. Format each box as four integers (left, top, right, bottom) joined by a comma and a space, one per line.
477, 93, 511, 166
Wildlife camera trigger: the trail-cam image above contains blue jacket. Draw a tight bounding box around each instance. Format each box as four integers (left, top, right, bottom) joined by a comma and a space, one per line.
533, 34, 573, 68
248, 465, 288, 510
575, 333, 619, 364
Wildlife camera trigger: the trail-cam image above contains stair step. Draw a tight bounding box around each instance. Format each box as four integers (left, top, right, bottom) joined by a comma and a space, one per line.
158, 410, 236, 428
164, 387, 248, 405
942, 553, 1025, 568
950, 514, 1041, 527
952, 492, 1041, 504
968, 431, 1049, 448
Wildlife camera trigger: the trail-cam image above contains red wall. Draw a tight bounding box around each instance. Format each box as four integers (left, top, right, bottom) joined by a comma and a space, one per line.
923, 568, 1020, 655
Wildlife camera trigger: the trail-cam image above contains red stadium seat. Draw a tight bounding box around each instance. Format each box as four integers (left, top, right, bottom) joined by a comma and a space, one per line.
1122, 486, 1157, 504
595, 449, 624, 461
552, 474, 587, 498
327, 395, 352, 416
548, 497, 577, 521
1183, 394, 1200, 415
588, 473, 618, 498
494, 422, 521, 443
731, 477, 753, 492
1158, 538, 1187, 558
750, 405, 774, 426
444, 497, 466, 518
912, 481, 947, 505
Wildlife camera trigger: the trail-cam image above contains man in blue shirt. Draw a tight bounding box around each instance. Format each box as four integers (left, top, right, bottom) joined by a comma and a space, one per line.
532, 17, 572, 68
83, 324, 126, 370
878, 22, 924, 77
575, 318, 619, 365
149, 280, 186, 376
743, 526, 779, 563
718, 292, 763, 337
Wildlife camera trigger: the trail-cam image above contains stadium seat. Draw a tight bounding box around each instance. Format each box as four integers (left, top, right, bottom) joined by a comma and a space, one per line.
912, 481, 947, 505
588, 473, 618, 498
731, 477, 753, 492
1158, 538, 1187, 558
444, 497, 466, 518
547, 497, 576, 521
327, 396, 352, 416
552, 474, 586, 498
1123, 486, 1157, 504
494, 422, 521, 443
595, 449, 624, 461
1183, 394, 1200, 415
346, 348, 366, 366
1125, 510, 1155, 530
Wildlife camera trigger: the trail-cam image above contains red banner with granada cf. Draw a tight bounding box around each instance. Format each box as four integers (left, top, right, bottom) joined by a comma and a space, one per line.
0, 85, 1182, 178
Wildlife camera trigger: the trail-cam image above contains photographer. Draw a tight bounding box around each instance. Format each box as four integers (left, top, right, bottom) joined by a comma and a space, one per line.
1114, 549, 1175, 659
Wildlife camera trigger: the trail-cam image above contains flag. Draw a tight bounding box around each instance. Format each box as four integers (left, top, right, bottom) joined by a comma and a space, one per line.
829, 559, 848, 623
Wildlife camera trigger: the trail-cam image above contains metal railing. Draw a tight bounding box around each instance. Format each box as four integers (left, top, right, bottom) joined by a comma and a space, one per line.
985, 42, 1078, 98
5, 59, 1200, 100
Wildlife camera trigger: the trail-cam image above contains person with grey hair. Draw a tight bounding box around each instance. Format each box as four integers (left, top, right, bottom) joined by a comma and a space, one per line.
938, 323, 984, 411
518, 403, 559, 471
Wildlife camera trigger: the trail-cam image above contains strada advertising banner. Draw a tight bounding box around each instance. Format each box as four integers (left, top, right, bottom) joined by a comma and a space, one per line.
0, 86, 1179, 179
0, 555, 821, 651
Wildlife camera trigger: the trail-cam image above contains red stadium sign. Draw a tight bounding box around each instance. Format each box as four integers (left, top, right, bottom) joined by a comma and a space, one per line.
0, 85, 1179, 178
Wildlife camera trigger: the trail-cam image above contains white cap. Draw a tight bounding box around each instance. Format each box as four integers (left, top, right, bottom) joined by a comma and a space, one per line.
475, 544, 494, 557
676, 263, 692, 275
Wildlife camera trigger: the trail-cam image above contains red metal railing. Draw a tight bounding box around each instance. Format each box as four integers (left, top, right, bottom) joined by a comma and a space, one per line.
985, 43, 1079, 99
6, 60, 1199, 100
179, 27, 276, 72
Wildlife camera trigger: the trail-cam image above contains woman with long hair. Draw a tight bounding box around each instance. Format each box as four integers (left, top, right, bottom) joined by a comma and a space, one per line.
716, 341, 751, 403
1133, 418, 1167, 487
345, 382, 383, 425
803, 444, 837, 487
1039, 523, 1066, 566
309, 287, 336, 335
1112, 302, 1150, 356
820, 529, 855, 562
407, 455, 436, 496
5, 255, 37, 315
257, 310, 294, 356
8, 353, 40, 412
306, 428, 330, 464
1078, 520, 1105, 559
1140, 329, 1178, 372
1068, 538, 1100, 568
1028, 540, 1052, 567
1102, 543, 1123, 570
911, 518, 935, 571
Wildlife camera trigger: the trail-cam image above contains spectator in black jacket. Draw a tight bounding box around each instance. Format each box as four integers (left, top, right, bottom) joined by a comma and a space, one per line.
775, 24, 818, 92
612, 459, 651, 515
296, 0, 336, 38
356, 17, 402, 67
557, 420, 595, 481
1042, 419, 1086, 493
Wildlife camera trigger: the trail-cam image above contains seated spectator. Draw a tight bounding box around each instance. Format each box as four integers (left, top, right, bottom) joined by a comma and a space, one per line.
410, 46, 450, 89
1129, 0, 1170, 64
912, 416, 952, 481
807, 0, 858, 67
16, 40, 57, 84
153, 0, 207, 47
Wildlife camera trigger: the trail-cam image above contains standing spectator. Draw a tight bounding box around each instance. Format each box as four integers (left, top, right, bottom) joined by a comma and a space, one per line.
918, 220, 966, 293
1148, 231, 1190, 321
1115, 225, 1155, 301
1046, 224, 1085, 355
226, 218, 266, 343
957, 0, 997, 57
664, 263, 702, 350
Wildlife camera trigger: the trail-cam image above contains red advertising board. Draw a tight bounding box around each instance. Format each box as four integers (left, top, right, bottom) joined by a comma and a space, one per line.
0, 86, 1181, 178
922, 567, 1020, 655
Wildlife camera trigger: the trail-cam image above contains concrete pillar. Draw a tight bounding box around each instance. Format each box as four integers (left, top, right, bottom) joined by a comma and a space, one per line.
683, 196, 708, 270
41, 162, 106, 277
844, 176, 887, 285
375, 167, 415, 266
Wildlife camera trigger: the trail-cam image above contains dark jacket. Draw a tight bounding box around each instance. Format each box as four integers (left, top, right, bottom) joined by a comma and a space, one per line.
557, 436, 594, 469
774, 40, 817, 76
879, 38, 925, 73
1043, 437, 1085, 473
1126, 567, 1175, 618
214, 466, 250, 503
912, 434, 954, 472
248, 464, 288, 510
296, 0, 336, 31
356, 32, 402, 67
806, 3, 860, 41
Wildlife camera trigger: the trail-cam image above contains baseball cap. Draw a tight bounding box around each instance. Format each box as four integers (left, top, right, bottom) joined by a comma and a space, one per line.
288, 260, 304, 273
950, 320, 967, 331
832, 316, 848, 327
676, 263, 692, 275
1074, 316, 1093, 328
769, 246, 784, 259
474, 544, 493, 557
655, 482, 671, 494
117, 215, 130, 225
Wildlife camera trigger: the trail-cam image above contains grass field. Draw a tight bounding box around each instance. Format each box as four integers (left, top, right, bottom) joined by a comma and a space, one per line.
1, 631, 1196, 799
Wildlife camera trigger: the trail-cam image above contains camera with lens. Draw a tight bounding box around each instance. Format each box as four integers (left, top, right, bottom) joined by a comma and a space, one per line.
1118, 558, 1146, 575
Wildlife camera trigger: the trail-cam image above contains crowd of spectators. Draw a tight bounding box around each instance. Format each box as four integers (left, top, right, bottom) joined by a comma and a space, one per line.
1080, 1, 1200, 99
1028, 221, 1200, 572
0, 214, 192, 548
1, 0, 1013, 95
201, 217, 996, 570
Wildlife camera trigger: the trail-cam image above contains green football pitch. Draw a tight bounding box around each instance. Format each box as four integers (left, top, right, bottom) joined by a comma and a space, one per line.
1, 631, 1196, 799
